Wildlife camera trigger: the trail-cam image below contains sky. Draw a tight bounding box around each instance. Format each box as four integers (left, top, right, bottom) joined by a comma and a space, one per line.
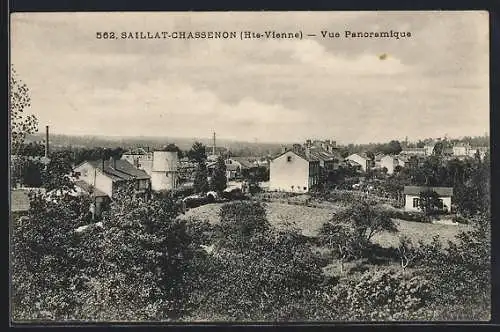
10, 11, 489, 144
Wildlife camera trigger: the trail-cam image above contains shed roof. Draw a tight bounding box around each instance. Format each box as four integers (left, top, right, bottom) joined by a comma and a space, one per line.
403, 186, 454, 197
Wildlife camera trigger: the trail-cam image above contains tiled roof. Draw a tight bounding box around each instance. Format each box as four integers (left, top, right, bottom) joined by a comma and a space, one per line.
271, 150, 320, 163
308, 147, 338, 162
403, 186, 453, 197
88, 159, 150, 181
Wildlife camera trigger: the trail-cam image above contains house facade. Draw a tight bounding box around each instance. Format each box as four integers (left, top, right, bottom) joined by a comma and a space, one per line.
74, 158, 151, 199
403, 186, 453, 212
269, 150, 320, 193
380, 155, 399, 174
345, 153, 373, 172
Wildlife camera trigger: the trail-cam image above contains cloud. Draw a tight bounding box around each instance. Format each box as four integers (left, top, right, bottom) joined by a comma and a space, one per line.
10, 12, 489, 144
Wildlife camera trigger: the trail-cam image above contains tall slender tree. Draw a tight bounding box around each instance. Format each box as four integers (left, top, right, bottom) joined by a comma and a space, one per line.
209, 156, 227, 193
193, 160, 209, 194
10, 66, 39, 187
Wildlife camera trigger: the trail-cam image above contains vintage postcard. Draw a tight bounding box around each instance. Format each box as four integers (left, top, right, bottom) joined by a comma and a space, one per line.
10, 11, 490, 323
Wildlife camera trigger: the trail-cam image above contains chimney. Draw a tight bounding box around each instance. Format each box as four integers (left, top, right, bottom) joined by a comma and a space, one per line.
305, 139, 312, 147
45, 125, 49, 157
213, 132, 216, 155
109, 156, 115, 169
281, 145, 287, 153
293, 144, 302, 153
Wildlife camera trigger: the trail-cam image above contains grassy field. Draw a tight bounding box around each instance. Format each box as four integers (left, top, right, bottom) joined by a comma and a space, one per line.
180, 202, 469, 247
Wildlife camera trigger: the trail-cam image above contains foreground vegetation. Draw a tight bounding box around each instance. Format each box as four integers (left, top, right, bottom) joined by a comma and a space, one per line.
11, 186, 490, 321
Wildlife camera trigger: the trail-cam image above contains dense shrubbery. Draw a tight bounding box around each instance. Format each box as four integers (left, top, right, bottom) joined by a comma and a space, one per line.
11, 183, 490, 322
311, 190, 357, 203
385, 209, 429, 223
328, 269, 431, 321
185, 201, 328, 321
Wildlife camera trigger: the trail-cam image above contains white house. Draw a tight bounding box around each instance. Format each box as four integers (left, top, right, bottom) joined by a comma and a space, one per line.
403, 186, 453, 212
345, 153, 373, 172
380, 155, 398, 174
269, 149, 320, 193
452, 143, 469, 157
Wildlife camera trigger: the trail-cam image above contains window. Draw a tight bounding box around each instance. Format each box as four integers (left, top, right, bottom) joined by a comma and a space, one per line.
303, 187, 307, 191
287, 156, 292, 162
412, 198, 419, 208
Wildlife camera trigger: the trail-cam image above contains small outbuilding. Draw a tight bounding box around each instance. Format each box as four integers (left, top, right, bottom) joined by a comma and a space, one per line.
403, 186, 453, 213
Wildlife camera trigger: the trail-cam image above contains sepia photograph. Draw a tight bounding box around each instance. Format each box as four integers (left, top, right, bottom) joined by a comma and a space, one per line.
9, 11, 491, 323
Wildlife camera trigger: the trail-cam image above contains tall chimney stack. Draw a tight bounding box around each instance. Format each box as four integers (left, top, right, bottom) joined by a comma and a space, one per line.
45, 125, 49, 157
213, 132, 216, 156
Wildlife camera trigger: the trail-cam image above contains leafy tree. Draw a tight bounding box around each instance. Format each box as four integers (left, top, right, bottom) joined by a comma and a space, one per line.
432, 142, 444, 156
209, 155, 227, 193
329, 269, 431, 321
321, 199, 398, 259
406, 214, 491, 317
215, 201, 270, 251
42, 151, 78, 194
383, 140, 402, 155
418, 189, 443, 220
80, 186, 197, 320
163, 144, 184, 159
189, 201, 326, 321
193, 161, 209, 194
318, 222, 354, 274
10, 66, 39, 187
11, 192, 94, 320
339, 148, 350, 159
22, 159, 44, 187
365, 151, 375, 161
10, 66, 38, 156
188, 142, 207, 163
19, 142, 45, 157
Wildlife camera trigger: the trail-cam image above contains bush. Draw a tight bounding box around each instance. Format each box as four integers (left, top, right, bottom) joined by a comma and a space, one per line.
187, 229, 327, 321
171, 186, 195, 199
386, 210, 429, 223
452, 214, 469, 224
328, 270, 431, 321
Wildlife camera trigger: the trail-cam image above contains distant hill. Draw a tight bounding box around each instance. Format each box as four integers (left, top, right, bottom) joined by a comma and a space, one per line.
26, 133, 286, 157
